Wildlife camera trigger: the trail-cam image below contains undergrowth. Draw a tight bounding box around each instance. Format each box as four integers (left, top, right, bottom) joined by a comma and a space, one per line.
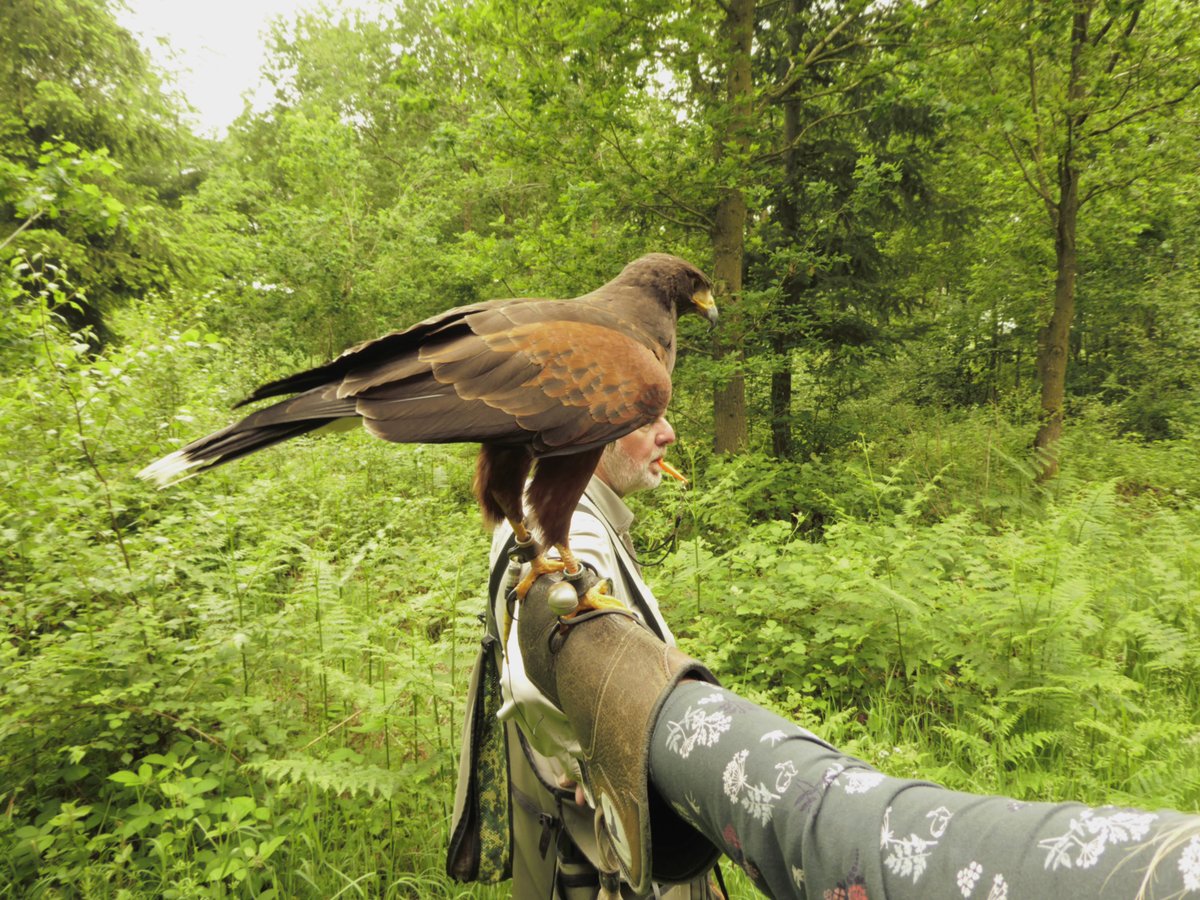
2, 268, 497, 897
3, 264, 1199, 895
658, 435, 1200, 811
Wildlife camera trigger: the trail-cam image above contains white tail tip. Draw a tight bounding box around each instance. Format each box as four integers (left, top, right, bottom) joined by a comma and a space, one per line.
137, 450, 208, 487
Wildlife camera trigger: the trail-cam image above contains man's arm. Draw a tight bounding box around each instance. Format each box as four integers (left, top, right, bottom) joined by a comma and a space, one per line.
652, 680, 1200, 899
520, 578, 1200, 899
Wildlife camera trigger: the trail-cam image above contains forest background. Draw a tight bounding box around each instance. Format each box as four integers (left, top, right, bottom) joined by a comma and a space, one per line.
3, 0, 1200, 896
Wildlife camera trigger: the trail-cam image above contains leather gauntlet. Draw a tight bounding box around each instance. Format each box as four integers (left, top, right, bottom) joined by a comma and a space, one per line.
520, 572, 722, 896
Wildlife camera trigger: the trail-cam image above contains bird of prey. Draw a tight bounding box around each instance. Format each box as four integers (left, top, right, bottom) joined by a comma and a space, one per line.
139, 253, 717, 611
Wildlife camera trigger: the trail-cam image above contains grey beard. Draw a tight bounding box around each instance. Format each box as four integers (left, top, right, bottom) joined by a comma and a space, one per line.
599, 442, 661, 497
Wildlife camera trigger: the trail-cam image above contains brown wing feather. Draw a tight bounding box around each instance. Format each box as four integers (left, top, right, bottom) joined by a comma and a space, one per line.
353, 312, 669, 456
486, 321, 670, 453
235, 303, 501, 406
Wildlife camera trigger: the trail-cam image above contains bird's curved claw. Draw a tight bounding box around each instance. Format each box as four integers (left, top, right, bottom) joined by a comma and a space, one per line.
553, 579, 630, 636
564, 579, 626, 617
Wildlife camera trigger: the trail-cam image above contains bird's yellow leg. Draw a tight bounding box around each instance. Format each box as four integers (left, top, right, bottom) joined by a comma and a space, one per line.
569, 578, 627, 617
509, 518, 535, 546
503, 519, 546, 645
510, 536, 580, 601
556, 544, 584, 577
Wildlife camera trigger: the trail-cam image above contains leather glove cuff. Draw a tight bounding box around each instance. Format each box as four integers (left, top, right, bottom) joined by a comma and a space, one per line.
520, 573, 722, 895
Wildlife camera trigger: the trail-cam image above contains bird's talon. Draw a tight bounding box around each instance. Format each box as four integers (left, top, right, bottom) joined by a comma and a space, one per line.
562, 580, 625, 618
515, 557, 568, 600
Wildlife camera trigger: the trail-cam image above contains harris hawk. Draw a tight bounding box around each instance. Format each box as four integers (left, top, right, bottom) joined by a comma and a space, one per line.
139, 253, 717, 611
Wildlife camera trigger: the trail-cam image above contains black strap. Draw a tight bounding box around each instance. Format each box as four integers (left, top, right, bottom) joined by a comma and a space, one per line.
486, 533, 519, 644
557, 869, 601, 889
713, 860, 729, 898
608, 543, 666, 642
513, 719, 576, 803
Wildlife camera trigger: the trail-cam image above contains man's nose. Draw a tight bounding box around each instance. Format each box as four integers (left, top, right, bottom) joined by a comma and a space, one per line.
657, 419, 676, 445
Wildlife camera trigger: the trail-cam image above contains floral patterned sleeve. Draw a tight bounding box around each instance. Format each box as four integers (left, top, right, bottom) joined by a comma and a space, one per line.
650, 682, 1200, 899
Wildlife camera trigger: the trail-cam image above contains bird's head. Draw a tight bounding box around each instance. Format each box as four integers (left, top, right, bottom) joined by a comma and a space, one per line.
619, 254, 719, 327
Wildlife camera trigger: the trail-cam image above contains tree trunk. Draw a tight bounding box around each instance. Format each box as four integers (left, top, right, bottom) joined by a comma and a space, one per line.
711, 0, 754, 454
770, 331, 793, 458
1034, 172, 1078, 478
770, 0, 803, 460
1033, 7, 1088, 480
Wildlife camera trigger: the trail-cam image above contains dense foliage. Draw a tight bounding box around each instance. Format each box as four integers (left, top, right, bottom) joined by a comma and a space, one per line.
3, 0, 1200, 896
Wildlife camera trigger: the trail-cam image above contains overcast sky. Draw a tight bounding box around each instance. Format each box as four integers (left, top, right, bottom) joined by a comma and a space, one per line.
115, 0, 383, 136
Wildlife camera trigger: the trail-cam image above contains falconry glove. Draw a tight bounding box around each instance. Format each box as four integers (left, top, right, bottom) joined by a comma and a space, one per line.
520, 571, 722, 897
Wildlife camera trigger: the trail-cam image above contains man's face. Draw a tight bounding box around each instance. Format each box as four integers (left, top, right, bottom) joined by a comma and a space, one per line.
596, 417, 677, 497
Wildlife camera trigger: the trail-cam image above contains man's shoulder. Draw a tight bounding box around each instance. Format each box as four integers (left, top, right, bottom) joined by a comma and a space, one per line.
569, 502, 611, 541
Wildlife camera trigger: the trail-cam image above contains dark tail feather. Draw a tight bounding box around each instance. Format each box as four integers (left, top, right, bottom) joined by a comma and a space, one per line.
232, 314, 476, 408
139, 389, 358, 485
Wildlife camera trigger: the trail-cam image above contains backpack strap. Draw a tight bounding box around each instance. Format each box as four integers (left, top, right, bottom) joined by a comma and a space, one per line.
445, 532, 520, 884
486, 532, 519, 644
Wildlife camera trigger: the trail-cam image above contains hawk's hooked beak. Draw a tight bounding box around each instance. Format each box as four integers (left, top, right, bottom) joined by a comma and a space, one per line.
692, 289, 719, 327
